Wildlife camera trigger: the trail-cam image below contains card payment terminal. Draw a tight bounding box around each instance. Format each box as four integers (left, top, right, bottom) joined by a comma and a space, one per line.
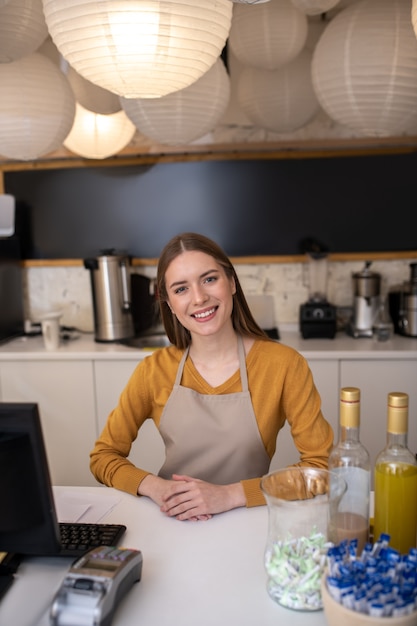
50, 546, 143, 626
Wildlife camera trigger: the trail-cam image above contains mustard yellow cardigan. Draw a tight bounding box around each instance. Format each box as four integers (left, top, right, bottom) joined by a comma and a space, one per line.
90, 339, 334, 507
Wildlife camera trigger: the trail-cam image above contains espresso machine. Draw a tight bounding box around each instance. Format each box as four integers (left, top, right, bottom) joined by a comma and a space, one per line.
299, 252, 337, 339
389, 263, 417, 337
349, 261, 381, 338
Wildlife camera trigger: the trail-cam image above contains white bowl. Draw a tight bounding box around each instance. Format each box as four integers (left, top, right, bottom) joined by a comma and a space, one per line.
321, 577, 417, 626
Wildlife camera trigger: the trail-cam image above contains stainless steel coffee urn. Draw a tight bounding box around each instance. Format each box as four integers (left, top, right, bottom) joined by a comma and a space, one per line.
84, 249, 134, 342
350, 262, 381, 337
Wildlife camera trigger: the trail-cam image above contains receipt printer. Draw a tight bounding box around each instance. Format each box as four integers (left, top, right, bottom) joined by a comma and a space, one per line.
50, 546, 142, 626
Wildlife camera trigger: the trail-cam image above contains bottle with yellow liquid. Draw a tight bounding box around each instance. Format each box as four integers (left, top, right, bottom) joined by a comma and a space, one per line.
328, 387, 371, 555
374, 392, 417, 553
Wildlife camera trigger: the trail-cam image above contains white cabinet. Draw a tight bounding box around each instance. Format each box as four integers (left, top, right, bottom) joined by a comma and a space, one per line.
1, 347, 416, 490
0, 360, 97, 486
271, 359, 339, 470
340, 359, 417, 487
94, 360, 165, 474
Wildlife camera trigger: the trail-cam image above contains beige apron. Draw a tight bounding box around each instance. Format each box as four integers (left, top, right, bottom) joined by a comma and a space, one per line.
158, 335, 270, 484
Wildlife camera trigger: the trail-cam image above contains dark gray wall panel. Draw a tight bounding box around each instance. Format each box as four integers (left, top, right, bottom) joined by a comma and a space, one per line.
5, 152, 417, 259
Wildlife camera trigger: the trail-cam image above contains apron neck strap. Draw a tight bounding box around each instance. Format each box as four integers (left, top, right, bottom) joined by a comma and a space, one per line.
176, 335, 248, 390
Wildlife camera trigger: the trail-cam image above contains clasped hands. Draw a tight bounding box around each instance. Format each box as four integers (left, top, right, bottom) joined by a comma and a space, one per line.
139, 473, 245, 522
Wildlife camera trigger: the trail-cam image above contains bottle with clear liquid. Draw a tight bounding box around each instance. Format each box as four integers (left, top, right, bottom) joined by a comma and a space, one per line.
328, 387, 371, 554
374, 392, 417, 553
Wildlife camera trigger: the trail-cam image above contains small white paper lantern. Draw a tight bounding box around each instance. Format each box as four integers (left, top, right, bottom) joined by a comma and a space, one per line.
0, 0, 48, 62
63, 103, 136, 160
66, 67, 121, 115
0, 52, 75, 161
42, 0, 233, 98
312, 0, 417, 136
121, 59, 230, 146
290, 0, 340, 16
228, 0, 308, 70
237, 48, 320, 132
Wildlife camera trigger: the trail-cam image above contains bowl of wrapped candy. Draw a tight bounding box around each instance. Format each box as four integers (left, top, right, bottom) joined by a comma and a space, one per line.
321, 534, 417, 626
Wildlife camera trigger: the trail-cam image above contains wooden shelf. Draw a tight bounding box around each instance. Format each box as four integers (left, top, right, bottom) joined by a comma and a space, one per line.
20, 250, 417, 268
2, 135, 417, 176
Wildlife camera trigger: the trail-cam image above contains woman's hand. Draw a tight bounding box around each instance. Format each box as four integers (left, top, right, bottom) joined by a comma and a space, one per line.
138, 473, 246, 521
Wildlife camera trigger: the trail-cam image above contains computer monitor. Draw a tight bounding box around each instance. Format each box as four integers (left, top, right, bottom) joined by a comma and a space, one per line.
0, 402, 62, 555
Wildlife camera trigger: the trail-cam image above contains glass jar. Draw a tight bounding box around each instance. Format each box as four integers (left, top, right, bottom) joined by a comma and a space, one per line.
261, 467, 347, 611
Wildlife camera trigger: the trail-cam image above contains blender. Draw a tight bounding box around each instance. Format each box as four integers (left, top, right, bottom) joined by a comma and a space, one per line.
299, 252, 337, 339
349, 261, 381, 338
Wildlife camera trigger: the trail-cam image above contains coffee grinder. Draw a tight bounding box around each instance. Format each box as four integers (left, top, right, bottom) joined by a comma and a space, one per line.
349, 261, 381, 338
299, 252, 337, 339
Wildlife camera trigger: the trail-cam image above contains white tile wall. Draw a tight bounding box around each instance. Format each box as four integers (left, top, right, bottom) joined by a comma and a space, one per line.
23, 258, 415, 332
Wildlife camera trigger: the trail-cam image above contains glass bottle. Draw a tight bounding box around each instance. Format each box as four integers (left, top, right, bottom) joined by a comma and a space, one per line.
374, 392, 417, 553
328, 387, 371, 555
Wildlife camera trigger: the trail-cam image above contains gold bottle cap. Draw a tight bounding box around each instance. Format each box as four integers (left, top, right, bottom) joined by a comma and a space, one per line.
388, 391, 408, 408
387, 391, 408, 434
340, 387, 360, 427
340, 387, 360, 402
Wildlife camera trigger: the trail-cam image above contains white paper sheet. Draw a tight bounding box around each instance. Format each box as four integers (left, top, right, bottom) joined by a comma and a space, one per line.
53, 488, 122, 523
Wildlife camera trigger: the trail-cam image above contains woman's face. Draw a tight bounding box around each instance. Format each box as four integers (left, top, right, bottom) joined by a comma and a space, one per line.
164, 250, 236, 338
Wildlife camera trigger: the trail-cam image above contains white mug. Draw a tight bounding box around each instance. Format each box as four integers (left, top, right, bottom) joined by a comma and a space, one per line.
41, 312, 62, 351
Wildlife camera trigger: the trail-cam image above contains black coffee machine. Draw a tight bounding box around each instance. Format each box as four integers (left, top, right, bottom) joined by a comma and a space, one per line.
130, 274, 164, 336
388, 262, 417, 337
299, 250, 337, 339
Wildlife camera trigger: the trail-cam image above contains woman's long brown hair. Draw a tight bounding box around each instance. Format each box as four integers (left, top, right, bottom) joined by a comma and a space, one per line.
156, 232, 269, 349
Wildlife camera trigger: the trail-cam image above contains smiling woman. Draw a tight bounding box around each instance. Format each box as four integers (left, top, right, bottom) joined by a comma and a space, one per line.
89, 231, 334, 523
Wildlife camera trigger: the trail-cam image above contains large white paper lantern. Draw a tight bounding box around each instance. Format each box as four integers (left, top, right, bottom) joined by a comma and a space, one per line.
0, 52, 75, 161
121, 59, 230, 146
290, 0, 340, 16
0, 0, 48, 62
66, 67, 121, 115
237, 48, 320, 132
228, 0, 308, 70
42, 0, 233, 98
312, 0, 417, 136
63, 103, 136, 159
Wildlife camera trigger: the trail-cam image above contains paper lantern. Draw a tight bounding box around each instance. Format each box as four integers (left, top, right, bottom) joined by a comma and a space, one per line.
66, 67, 121, 115
237, 48, 320, 132
42, 0, 233, 98
0, 52, 75, 161
121, 59, 230, 146
312, 0, 417, 136
290, 0, 341, 16
0, 0, 48, 62
228, 0, 308, 70
63, 103, 136, 159
412, 0, 417, 41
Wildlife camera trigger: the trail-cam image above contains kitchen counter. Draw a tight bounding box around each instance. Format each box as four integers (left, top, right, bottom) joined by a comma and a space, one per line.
1, 328, 417, 361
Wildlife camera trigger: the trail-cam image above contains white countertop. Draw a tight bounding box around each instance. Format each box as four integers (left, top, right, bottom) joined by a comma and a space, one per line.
1, 328, 417, 361
0, 486, 329, 626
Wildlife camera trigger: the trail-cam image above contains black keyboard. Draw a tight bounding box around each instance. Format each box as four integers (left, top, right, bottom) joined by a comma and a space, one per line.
58, 523, 127, 557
